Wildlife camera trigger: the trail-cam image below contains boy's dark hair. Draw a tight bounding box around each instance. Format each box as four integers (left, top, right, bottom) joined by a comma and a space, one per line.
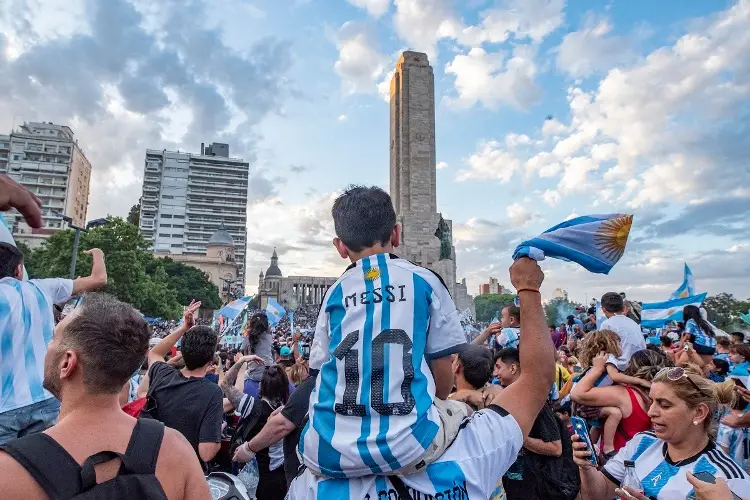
505, 305, 521, 325
712, 358, 730, 376
496, 347, 520, 368
600, 292, 625, 314
554, 400, 572, 416
717, 337, 732, 349
181, 325, 219, 370
260, 365, 291, 407
732, 332, 745, 343
457, 345, 493, 389
659, 336, 673, 347
731, 343, 750, 361
0, 242, 23, 279
60, 293, 150, 394
331, 185, 396, 252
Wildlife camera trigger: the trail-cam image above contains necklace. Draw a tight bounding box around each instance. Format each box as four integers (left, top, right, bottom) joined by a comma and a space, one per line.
665, 438, 709, 467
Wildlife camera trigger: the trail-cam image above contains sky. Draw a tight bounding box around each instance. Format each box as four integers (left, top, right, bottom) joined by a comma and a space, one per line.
1, 0, 749, 304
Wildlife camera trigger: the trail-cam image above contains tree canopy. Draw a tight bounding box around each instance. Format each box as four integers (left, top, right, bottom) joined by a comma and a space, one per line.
704, 293, 750, 330
474, 293, 516, 322
22, 217, 220, 319
127, 200, 141, 226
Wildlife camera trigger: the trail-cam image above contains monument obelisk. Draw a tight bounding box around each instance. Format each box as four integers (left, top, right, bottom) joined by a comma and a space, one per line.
389, 51, 457, 297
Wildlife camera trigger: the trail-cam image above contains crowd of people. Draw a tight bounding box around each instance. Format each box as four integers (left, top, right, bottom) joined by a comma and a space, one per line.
1, 175, 749, 499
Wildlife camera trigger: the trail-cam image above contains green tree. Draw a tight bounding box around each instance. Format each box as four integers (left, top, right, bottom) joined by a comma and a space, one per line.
127, 200, 141, 226
544, 296, 584, 327
146, 257, 221, 310
474, 294, 516, 322
704, 293, 750, 330
14, 240, 37, 277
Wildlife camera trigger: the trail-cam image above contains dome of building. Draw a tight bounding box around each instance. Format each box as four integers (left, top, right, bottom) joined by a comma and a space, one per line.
265, 248, 282, 277
207, 224, 235, 247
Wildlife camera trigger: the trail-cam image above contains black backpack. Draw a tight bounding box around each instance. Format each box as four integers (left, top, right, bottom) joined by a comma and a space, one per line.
229, 395, 264, 457
0, 418, 167, 500
524, 408, 580, 500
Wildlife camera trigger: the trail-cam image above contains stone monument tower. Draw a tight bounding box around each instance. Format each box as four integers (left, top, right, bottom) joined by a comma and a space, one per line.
389, 51, 458, 298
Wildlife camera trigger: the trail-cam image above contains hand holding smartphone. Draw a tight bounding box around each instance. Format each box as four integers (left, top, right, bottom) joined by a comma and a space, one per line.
571, 416, 598, 466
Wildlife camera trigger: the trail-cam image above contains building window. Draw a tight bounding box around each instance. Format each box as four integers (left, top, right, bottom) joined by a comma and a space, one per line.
161, 224, 171, 228
171, 244, 182, 248
158, 233, 170, 237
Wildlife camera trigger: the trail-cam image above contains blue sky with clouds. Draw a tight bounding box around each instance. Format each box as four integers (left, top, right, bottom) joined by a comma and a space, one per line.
1, 0, 749, 303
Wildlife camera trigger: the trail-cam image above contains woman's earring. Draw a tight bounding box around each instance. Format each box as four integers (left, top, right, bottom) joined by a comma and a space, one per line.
693, 421, 699, 425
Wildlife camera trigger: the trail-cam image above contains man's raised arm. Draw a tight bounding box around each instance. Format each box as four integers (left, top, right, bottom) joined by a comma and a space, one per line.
490, 258, 556, 437
72, 248, 108, 294
148, 301, 201, 366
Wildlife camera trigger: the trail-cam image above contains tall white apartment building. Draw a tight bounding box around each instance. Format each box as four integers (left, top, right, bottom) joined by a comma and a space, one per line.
0, 122, 92, 248
139, 143, 249, 284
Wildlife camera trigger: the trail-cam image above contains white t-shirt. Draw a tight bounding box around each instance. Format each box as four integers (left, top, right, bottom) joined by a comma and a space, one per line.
600, 314, 646, 371
302, 254, 467, 477
603, 431, 750, 499
0, 277, 73, 413
289, 406, 523, 499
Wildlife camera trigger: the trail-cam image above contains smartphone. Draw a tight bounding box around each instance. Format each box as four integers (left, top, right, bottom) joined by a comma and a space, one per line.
571, 416, 598, 466
691, 472, 742, 500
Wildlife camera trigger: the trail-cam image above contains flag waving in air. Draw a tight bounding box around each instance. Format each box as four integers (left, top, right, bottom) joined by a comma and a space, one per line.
265, 298, 287, 327
513, 214, 634, 274
641, 293, 708, 328
669, 263, 696, 300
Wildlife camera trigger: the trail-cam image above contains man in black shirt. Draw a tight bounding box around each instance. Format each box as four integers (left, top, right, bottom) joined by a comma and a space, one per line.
233, 370, 318, 485
146, 301, 224, 465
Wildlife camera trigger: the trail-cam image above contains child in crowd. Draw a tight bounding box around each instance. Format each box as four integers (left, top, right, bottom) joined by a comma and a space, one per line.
554, 400, 574, 437
575, 329, 649, 460
730, 344, 750, 377
708, 357, 730, 383
717, 379, 750, 472
301, 186, 468, 478
732, 332, 746, 345
716, 337, 733, 364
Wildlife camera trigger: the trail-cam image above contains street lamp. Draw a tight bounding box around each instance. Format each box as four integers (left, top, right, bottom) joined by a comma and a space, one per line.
55, 213, 108, 279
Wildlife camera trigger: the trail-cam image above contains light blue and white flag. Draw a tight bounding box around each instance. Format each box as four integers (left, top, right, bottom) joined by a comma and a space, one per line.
641, 293, 708, 328
513, 214, 634, 274
595, 300, 607, 328
216, 296, 252, 322
669, 263, 696, 300
289, 311, 295, 332
266, 298, 286, 327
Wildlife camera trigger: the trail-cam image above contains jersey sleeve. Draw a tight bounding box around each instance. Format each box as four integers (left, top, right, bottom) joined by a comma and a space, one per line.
308, 302, 331, 370
424, 278, 466, 360
602, 432, 649, 486
31, 278, 73, 305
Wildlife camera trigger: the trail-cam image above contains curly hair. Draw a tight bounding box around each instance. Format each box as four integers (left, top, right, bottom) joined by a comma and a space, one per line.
623, 349, 671, 381
578, 329, 622, 368
246, 313, 269, 352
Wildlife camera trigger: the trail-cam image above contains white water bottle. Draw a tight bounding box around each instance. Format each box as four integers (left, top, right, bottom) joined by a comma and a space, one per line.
238, 458, 259, 499
621, 460, 644, 499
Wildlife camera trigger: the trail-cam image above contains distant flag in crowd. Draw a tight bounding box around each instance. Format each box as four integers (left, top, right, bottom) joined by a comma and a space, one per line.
595, 300, 607, 328
266, 298, 287, 327
289, 311, 295, 332
669, 263, 696, 300
740, 309, 750, 326
641, 293, 708, 328
216, 296, 252, 322
513, 214, 634, 274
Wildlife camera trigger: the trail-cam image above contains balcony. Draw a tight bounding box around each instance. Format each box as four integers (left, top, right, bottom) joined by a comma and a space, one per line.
25, 144, 43, 152
143, 185, 159, 192
144, 176, 160, 183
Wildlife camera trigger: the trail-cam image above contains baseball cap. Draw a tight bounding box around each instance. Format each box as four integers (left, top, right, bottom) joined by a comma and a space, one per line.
280, 346, 292, 357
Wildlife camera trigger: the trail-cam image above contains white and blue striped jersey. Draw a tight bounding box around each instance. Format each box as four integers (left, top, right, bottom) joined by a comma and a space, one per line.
685, 319, 717, 350
0, 277, 72, 413
301, 254, 467, 478
603, 431, 750, 499
495, 327, 519, 350
717, 421, 750, 472
290, 405, 522, 499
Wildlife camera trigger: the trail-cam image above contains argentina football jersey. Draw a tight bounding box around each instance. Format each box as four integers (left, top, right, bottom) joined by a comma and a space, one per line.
603, 432, 750, 499
300, 253, 466, 478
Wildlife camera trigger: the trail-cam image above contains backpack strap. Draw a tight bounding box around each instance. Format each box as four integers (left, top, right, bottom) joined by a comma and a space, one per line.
121, 418, 165, 475
79, 451, 124, 491
0, 433, 83, 500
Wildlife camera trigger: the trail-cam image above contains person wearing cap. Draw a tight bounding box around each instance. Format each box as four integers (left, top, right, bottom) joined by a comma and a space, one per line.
277, 345, 294, 370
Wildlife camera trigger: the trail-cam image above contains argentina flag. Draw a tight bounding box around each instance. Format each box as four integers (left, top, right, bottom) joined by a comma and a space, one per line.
641, 293, 708, 328
513, 214, 634, 274
265, 298, 286, 326
669, 263, 696, 300
216, 296, 252, 322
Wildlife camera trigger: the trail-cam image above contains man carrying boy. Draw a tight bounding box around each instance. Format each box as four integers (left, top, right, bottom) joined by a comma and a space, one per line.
300, 186, 468, 478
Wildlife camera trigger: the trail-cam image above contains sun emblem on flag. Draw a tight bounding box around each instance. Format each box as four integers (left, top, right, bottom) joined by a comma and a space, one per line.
364, 267, 381, 281
593, 215, 633, 262
273, 310, 280, 316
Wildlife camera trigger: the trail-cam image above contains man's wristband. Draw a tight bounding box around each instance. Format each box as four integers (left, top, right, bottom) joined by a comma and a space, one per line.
516, 288, 541, 294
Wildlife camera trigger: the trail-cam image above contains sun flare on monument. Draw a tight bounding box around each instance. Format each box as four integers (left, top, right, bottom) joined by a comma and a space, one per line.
593, 215, 633, 262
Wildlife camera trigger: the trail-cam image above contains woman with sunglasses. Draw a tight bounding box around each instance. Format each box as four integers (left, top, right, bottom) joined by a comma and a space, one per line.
573, 366, 750, 499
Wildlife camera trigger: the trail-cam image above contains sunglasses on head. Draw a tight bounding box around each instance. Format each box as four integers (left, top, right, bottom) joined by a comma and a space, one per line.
656, 366, 708, 397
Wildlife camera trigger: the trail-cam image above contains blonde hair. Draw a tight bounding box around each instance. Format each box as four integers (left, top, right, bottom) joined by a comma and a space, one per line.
286, 361, 309, 387
579, 329, 622, 368
653, 365, 735, 438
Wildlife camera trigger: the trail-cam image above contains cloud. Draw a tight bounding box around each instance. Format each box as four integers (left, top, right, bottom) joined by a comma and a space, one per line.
506, 202, 537, 227
445, 45, 541, 110
456, 140, 521, 183
338, 114, 349, 122
376, 69, 395, 102
348, 0, 391, 17
643, 193, 750, 239
247, 174, 286, 203
334, 22, 387, 95
556, 17, 638, 78
542, 189, 561, 207
436, 161, 449, 169
0, 0, 294, 221
392, 0, 458, 60
289, 164, 310, 174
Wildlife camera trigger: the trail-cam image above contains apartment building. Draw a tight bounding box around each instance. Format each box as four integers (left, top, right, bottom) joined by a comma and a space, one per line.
0, 122, 91, 247
139, 143, 249, 284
